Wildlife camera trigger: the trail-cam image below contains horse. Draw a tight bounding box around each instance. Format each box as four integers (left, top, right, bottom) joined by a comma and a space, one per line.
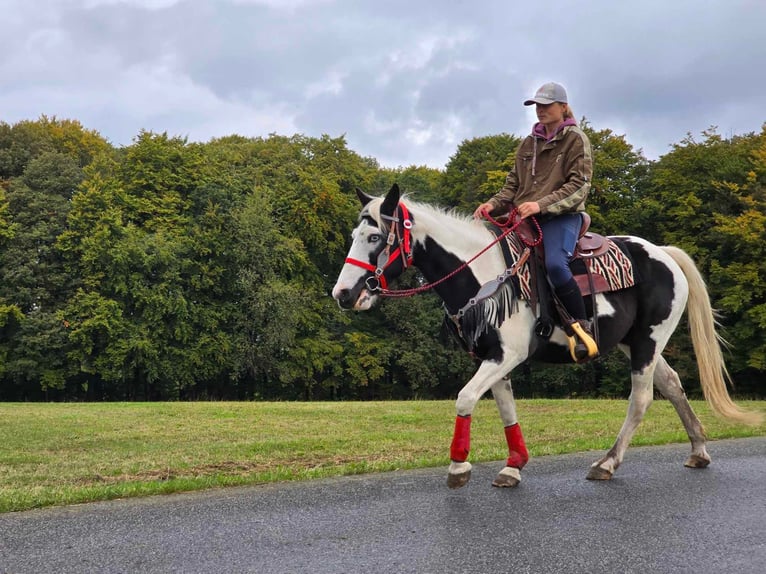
331, 183, 761, 489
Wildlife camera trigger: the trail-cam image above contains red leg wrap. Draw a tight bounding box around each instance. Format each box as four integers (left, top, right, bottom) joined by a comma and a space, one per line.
504, 423, 529, 469
450, 415, 471, 462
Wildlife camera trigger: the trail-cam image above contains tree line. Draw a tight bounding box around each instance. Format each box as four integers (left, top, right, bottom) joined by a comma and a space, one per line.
0, 116, 764, 401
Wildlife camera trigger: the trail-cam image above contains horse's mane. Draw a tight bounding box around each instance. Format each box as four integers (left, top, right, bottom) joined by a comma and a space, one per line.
363, 195, 484, 238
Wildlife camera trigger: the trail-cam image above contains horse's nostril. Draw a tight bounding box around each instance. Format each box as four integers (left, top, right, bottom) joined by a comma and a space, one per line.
344, 295, 358, 308
335, 288, 354, 308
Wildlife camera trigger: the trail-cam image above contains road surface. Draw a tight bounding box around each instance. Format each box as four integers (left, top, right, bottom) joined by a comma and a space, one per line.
1, 437, 765, 573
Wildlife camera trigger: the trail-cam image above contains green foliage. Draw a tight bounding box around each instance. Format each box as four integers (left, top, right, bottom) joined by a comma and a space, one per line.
0, 116, 765, 401
580, 120, 649, 234
0, 121, 100, 398
639, 127, 760, 250
5, 310, 73, 395
0, 116, 109, 178
637, 126, 766, 395
58, 133, 235, 398
441, 134, 520, 211
706, 127, 766, 380
370, 165, 443, 202
1, 152, 83, 312
0, 304, 23, 383
0, 187, 15, 250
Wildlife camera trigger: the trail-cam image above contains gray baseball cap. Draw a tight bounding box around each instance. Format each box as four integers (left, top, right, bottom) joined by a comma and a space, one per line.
523, 82, 568, 106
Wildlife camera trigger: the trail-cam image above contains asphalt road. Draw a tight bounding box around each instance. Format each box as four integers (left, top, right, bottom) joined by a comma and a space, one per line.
1, 437, 765, 574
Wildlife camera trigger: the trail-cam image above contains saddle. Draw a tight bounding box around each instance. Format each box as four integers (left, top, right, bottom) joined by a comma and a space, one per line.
574, 213, 609, 257
512, 212, 633, 297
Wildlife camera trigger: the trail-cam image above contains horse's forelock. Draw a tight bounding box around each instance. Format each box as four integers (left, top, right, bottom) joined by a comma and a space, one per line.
358, 196, 394, 233
358, 199, 383, 230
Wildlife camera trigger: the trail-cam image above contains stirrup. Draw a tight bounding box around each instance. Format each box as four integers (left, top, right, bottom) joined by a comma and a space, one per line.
567, 321, 599, 363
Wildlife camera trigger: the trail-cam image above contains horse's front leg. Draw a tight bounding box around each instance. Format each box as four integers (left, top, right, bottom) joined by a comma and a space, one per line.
490, 376, 528, 488
447, 360, 515, 489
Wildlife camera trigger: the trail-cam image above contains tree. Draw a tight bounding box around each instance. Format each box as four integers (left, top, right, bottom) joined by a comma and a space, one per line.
0, 185, 13, 245
638, 127, 759, 254
369, 165, 443, 203
706, 126, 766, 391
60, 132, 240, 399
441, 134, 521, 212
581, 120, 649, 235
0, 152, 85, 398
636, 127, 765, 394
231, 188, 313, 397
0, 152, 83, 312
2, 111, 764, 401
0, 116, 109, 178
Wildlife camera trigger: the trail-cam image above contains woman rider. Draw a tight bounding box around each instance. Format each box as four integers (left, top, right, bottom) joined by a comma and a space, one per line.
473, 81, 598, 362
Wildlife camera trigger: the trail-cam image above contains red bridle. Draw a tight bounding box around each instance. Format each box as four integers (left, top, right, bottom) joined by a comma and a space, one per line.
344, 202, 413, 291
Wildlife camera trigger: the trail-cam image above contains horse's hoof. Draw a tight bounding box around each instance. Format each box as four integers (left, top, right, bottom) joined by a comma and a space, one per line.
586, 465, 613, 481
447, 470, 471, 489
492, 466, 522, 488
684, 454, 711, 468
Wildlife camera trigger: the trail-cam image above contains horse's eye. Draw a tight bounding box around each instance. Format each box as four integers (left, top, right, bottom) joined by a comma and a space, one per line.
369, 234, 382, 243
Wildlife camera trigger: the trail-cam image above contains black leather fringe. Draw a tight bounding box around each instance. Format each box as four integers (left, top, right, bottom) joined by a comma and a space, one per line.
459, 282, 518, 348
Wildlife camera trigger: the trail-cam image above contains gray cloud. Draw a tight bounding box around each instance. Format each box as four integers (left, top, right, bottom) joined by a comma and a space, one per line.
2, 0, 764, 166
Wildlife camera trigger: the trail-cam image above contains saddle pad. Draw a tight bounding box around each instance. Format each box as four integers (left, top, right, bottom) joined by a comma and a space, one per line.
573, 239, 636, 296
509, 236, 636, 300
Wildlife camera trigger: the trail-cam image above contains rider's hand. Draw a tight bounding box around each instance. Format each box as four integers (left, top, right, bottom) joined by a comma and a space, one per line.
473, 202, 494, 219
517, 202, 541, 219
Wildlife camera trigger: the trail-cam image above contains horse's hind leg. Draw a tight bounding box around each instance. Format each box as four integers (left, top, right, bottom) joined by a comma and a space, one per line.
587, 360, 655, 480
652, 355, 710, 468
490, 376, 528, 488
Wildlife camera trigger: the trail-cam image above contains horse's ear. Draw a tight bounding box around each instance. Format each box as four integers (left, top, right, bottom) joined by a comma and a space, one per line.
381, 183, 400, 217
355, 187, 375, 206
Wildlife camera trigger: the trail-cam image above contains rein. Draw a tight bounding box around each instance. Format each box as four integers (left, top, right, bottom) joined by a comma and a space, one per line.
368, 206, 542, 298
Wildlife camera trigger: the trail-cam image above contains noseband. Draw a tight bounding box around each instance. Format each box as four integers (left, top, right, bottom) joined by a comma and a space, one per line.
344, 202, 414, 291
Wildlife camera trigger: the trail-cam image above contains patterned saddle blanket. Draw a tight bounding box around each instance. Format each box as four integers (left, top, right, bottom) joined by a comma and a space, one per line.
511, 232, 637, 300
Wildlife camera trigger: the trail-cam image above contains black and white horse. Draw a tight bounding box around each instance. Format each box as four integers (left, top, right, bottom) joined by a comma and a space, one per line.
332, 184, 760, 488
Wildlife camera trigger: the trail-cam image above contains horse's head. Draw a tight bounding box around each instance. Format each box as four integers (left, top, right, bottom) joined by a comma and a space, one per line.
331, 184, 414, 310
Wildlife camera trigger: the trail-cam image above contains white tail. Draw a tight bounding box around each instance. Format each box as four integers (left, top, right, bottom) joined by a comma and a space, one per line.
662, 246, 763, 426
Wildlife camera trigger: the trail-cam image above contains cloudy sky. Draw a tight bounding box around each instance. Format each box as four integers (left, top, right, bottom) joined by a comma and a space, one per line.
3, 0, 765, 169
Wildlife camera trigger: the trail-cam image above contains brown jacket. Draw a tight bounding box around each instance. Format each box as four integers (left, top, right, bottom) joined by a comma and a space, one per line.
487, 121, 592, 216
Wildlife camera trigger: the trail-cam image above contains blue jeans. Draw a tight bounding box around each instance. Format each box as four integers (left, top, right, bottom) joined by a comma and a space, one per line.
539, 213, 583, 288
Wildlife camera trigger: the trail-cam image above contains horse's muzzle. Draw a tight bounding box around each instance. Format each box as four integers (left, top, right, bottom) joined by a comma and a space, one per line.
332, 285, 375, 311
333, 287, 357, 309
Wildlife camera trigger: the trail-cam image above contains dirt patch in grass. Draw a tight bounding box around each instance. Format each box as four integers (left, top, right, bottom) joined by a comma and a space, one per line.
82, 454, 395, 485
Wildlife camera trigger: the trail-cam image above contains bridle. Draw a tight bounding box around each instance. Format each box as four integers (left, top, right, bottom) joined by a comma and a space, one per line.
344, 202, 541, 298
344, 202, 414, 292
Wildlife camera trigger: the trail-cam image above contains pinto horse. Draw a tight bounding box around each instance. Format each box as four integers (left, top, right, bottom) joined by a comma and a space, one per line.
332, 184, 761, 489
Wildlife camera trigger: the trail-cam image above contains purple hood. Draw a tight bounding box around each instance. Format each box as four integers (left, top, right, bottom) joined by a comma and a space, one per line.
532, 117, 578, 142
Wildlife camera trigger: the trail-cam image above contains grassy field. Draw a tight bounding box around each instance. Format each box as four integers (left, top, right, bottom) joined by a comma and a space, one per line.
1, 399, 764, 513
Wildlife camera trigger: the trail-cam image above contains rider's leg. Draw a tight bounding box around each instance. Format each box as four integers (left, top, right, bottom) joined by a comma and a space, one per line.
540, 214, 598, 361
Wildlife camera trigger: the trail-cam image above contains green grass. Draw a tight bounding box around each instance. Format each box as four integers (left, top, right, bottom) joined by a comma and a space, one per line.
1, 399, 764, 513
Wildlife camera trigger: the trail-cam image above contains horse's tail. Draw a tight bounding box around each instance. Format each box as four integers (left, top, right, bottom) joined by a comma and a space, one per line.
662, 246, 763, 426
